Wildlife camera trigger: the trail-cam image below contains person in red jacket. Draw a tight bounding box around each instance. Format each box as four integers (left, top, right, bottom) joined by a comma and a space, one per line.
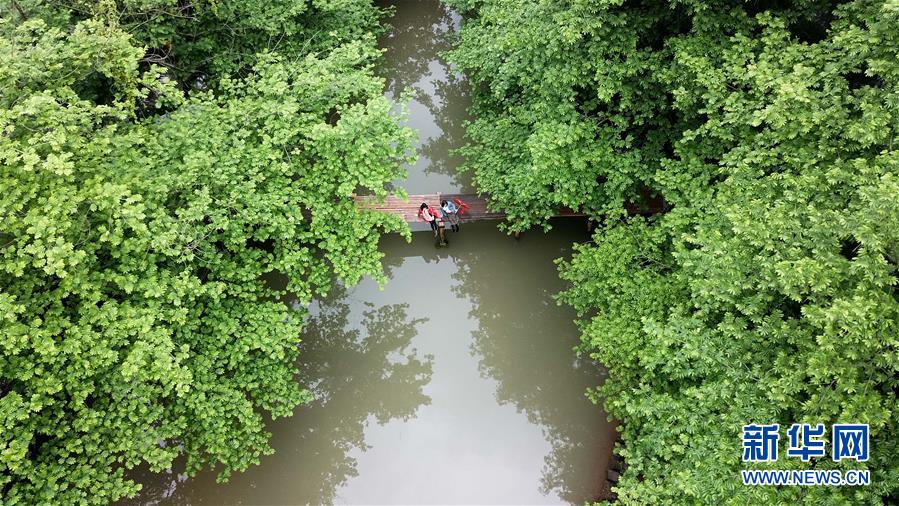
420, 203, 439, 236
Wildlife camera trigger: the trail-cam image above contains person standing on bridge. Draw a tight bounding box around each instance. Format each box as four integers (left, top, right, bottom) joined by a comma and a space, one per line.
440, 199, 460, 232
420, 203, 439, 236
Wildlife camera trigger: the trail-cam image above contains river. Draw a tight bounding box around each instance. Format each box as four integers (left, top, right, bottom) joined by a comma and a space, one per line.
128, 1, 615, 504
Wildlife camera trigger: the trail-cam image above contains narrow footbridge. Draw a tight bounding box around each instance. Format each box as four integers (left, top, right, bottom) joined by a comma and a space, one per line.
354, 193, 584, 223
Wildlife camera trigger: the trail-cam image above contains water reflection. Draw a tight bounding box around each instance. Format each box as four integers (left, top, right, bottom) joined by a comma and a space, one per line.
288, 289, 433, 504
379, 0, 473, 192
127, 285, 432, 505
311, 223, 614, 504
385, 222, 616, 502
129, 222, 614, 505
449, 221, 616, 503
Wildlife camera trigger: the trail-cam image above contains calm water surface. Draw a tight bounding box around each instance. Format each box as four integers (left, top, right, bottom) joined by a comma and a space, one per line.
129, 1, 615, 504
380, 0, 473, 193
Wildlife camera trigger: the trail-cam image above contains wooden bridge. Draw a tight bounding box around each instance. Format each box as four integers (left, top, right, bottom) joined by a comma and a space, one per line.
354, 193, 584, 224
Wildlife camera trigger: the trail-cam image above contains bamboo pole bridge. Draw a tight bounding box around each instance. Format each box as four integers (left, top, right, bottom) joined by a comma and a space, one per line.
354, 193, 585, 224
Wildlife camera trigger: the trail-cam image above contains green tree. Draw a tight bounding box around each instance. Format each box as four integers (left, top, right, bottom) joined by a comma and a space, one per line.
447, 0, 682, 231
6, 0, 390, 85
1, 5, 414, 504
452, 0, 899, 503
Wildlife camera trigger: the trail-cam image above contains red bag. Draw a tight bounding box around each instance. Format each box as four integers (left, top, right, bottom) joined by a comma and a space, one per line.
452, 197, 470, 216
418, 207, 437, 222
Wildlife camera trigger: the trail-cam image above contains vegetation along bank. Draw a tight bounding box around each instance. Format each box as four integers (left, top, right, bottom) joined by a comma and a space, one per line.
448, 0, 899, 503
1, 1, 414, 503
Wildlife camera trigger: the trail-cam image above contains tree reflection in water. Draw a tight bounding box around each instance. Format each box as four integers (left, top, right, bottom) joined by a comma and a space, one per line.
126, 283, 432, 505
378, 0, 473, 191
419, 67, 470, 187
291, 286, 433, 504
449, 220, 616, 503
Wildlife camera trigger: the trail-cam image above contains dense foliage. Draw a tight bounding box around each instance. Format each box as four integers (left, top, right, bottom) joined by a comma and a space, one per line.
1, 2, 413, 503
450, 0, 899, 503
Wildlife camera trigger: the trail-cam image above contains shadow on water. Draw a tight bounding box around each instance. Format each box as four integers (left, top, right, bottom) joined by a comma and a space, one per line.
378, 0, 473, 193
447, 221, 616, 503
126, 284, 433, 505
128, 221, 615, 505
282, 289, 434, 504
350, 220, 616, 504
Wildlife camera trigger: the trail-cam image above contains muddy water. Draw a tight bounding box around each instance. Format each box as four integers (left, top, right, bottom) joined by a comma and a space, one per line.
380, 0, 473, 193
129, 1, 615, 504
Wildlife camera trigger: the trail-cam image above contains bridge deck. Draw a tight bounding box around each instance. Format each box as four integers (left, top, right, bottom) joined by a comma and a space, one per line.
354, 193, 584, 223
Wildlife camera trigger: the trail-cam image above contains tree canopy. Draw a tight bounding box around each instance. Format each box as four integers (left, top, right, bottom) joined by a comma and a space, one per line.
450, 0, 899, 503
1, 1, 413, 503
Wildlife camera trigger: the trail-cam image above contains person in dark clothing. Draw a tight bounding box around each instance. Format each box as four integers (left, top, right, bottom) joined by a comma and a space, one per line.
440, 199, 460, 232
